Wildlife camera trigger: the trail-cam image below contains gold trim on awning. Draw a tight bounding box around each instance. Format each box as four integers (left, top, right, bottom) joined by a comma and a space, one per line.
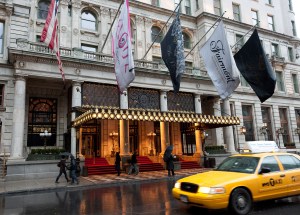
72, 108, 240, 128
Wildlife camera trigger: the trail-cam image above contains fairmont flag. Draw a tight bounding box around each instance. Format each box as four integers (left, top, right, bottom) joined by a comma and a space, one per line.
160, 11, 185, 93
234, 29, 276, 103
199, 21, 240, 99
112, 0, 135, 93
41, 0, 65, 82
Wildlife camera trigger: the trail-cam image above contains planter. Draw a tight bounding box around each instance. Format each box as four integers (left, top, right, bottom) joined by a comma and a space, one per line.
26, 154, 60, 161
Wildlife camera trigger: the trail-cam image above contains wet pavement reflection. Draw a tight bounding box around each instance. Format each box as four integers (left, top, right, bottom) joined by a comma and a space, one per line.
1, 179, 300, 215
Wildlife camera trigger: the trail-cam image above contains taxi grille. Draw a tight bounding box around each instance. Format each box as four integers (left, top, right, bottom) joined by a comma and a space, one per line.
181, 182, 199, 193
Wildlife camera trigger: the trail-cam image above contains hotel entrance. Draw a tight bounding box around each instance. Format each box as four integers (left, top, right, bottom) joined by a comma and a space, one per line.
81, 125, 100, 158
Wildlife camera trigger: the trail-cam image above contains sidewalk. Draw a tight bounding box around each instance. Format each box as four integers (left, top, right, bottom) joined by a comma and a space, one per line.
0, 168, 208, 195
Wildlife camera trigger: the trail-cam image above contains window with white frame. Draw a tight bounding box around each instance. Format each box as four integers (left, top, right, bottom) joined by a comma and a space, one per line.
251, 10, 259, 26
292, 74, 299, 93
0, 84, 4, 106
0, 21, 3, 54
275, 71, 285, 92
235, 34, 244, 50
233, 4, 241, 21
288, 47, 294, 62
81, 44, 97, 52
240, 75, 249, 87
81, 10, 97, 31
196, 0, 199, 10
265, 0, 272, 5
185, 0, 191, 15
268, 15, 275, 31
214, 0, 221, 16
292, 21, 297, 36
271, 43, 279, 56
37, 0, 50, 19
279, 108, 290, 145
182, 32, 191, 49
151, 0, 159, 7
261, 106, 273, 141
151, 26, 163, 43
288, 0, 293, 11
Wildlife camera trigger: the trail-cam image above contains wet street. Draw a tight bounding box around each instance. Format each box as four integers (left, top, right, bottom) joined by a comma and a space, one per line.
0, 179, 300, 215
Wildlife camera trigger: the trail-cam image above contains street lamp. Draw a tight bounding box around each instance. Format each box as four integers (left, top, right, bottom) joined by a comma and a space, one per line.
260, 123, 268, 140
147, 132, 156, 156
240, 126, 246, 135
109, 131, 119, 157
295, 127, 300, 135
39, 130, 52, 149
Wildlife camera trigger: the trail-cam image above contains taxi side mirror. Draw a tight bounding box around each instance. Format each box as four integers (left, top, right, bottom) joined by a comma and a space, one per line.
259, 167, 271, 174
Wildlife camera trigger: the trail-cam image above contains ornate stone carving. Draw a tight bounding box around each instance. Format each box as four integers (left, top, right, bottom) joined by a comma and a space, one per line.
73, 28, 79, 35
61, 26, 67, 33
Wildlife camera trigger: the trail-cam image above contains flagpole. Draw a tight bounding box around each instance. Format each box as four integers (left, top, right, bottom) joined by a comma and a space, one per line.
141, 0, 184, 60
230, 22, 260, 50
100, 0, 124, 53
185, 11, 226, 59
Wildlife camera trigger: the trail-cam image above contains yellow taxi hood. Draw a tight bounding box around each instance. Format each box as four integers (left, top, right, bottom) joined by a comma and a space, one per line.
178, 170, 251, 186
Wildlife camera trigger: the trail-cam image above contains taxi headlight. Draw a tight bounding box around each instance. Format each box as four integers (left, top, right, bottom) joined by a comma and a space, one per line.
198, 187, 225, 194
174, 182, 181, 189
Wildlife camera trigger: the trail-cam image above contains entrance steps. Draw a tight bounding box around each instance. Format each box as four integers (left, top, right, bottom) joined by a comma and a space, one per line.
137, 156, 164, 172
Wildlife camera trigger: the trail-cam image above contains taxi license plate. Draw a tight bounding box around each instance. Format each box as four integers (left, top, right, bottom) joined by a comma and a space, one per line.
180, 195, 188, 203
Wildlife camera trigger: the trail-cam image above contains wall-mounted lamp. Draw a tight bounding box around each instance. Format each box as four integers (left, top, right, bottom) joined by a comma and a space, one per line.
123, 91, 127, 96
296, 53, 300, 59
240, 126, 246, 135
197, 98, 201, 102
260, 123, 268, 140
295, 127, 300, 135
163, 95, 167, 99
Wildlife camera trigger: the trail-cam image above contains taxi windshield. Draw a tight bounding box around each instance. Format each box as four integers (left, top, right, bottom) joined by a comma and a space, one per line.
215, 156, 260, 174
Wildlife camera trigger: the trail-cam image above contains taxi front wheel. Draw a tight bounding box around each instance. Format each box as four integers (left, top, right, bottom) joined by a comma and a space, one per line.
229, 188, 252, 215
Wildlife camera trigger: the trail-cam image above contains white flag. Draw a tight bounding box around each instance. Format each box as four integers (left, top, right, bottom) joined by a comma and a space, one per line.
112, 0, 135, 93
199, 21, 240, 99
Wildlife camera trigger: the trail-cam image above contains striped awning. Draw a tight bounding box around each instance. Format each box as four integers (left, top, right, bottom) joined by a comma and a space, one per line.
72, 107, 240, 129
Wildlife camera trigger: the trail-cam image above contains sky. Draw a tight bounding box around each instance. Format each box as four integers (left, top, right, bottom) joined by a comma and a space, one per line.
294, 0, 300, 36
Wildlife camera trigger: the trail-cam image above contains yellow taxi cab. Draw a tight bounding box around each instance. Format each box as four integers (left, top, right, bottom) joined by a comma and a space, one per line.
172, 141, 300, 215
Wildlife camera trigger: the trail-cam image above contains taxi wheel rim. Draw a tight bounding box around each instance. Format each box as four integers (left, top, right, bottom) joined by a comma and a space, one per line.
230, 188, 252, 215
236, 195, 247, 209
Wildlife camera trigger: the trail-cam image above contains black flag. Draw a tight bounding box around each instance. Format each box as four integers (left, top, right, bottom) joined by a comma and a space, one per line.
234, 29, 276, 103
160, 12, 185, 93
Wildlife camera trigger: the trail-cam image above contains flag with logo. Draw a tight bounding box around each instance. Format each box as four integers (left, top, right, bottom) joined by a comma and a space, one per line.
199, 21, 240, 99
112, 0, 135, 93
234, 29, 276, 103
160, 11, 185, 93
41, 0, 65, 82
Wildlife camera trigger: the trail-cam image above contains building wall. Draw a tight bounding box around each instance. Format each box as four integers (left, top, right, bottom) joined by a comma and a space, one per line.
1, 0, 300, 157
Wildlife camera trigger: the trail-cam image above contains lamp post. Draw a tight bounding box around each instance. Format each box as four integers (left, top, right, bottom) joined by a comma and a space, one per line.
147, 132, 156, 156
276, 127, 284, 148
39, 130, 52, 149
260, 123, 268, 140
109, 131, 119, 157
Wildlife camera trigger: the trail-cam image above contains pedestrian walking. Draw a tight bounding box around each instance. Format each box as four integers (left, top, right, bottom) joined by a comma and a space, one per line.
115, 152, 121, 176
55, 155, 69, 183
163, 145, 175, 176
70, 155, 79, 185
128, 150, 139, 175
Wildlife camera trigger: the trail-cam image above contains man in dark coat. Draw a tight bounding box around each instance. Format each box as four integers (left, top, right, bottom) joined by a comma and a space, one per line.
55, 155, 69, 183
164, 145, 175, 176
70, 155, 79, 185
115, 152, 121, 176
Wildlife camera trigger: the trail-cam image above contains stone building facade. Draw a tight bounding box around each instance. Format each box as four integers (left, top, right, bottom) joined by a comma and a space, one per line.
0, 0, 300, 165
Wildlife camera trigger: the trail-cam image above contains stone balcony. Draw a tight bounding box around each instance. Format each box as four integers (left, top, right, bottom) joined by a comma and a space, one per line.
13, 38, 208, 79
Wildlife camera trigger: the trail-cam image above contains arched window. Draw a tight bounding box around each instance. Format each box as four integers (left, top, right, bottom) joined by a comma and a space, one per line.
27, 98, 57, 147
81, 10, 97, 31
151, 26, 163, 43
182, 32, 191, 49
37, 0, 50, 19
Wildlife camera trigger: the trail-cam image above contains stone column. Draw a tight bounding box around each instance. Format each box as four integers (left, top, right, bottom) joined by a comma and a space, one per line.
194, 127, 203, 157
71, 1, 81, 48
160, 90, 168, 155
71, 82, 82, 156
120, 90, 129, 155
214, 99, 223, 146
10, 75, 26, 159
223, 99, 236, 153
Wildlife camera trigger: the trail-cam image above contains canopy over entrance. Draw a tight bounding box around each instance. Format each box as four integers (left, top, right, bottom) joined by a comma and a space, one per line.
72, 107, 240, 129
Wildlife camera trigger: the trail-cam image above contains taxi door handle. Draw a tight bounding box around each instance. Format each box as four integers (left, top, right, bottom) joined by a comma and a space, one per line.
280, 174, 285, 177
